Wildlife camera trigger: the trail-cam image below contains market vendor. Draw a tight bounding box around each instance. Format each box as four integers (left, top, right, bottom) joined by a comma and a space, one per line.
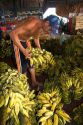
10, 15, 61, 90
10, 15, 63, 88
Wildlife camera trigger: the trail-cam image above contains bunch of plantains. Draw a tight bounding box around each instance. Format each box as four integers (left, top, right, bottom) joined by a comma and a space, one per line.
0, 68, 35, 125
72, 103, 83, 125
0, 62, 11, 74
0, 39, 12, 58
37, 88, 71, 125
26, 48, 56, 76
60, 68, 83, 104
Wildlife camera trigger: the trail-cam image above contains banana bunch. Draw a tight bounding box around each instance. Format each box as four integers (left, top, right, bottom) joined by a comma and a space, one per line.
0, 68, 35, 125
0, 62, 11, 74
73, 103, 83, 125
26, 48, 56, 76
72, 68, 83, 86
37, 89, 71, 125
60, 73, 72, 104
71, 68, 83, 100
0, 39, 12, 58
60, 71, 83, 104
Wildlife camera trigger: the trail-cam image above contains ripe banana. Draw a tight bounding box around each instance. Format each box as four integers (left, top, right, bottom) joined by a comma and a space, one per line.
54, 114, 58, 125
47, 118, 53, 125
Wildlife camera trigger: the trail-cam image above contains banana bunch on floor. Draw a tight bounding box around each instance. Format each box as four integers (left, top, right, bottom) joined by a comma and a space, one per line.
0, 69, 35, 125
72, 103, 83, 125
0, 39, 12, 58
72, 68, 83, 86
60, 70, 83, 104
0, 62, 10, 74
26, 48, 56, 76
37, 89, 71, 125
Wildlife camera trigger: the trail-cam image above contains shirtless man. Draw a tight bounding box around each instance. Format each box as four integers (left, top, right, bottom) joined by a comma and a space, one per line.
10, 16, 51, 89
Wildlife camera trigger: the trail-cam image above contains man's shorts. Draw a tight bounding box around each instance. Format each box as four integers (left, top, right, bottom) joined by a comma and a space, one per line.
11, 41, 33, 73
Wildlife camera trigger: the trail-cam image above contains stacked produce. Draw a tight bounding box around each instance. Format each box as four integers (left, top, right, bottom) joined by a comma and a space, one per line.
26, 48, 56, 76
0, 39, 12, 58
0, 68, 35, 125
41, 35, 83, 71
0, 34, 83, 124
60, 68, 83, 104
72, 103, 83, 125
37, 89, 71, 125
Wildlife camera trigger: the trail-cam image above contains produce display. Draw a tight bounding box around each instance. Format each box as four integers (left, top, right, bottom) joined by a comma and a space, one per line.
0, 35, 83, 125
0, 68, 35, 125
37, 89, 71, 125
0, 39, 12, 58
27, 48, 56, 76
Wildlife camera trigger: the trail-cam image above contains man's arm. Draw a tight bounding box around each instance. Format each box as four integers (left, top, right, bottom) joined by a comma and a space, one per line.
34, 37, 41, 48
10, 30, 31, 58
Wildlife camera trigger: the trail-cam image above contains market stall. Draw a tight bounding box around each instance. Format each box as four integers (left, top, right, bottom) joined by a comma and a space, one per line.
0, 0, 83, 125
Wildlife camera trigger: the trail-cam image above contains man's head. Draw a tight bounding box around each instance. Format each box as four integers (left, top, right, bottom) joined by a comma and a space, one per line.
42, 19, 51, 34
43, 15, 61, 35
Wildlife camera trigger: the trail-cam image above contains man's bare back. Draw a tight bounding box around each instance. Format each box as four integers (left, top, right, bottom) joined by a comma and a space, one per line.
11, 16, 45, 40
10, 16, 51, 58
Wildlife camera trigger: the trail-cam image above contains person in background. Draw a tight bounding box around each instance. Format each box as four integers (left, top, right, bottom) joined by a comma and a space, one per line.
10, 16, 51, 90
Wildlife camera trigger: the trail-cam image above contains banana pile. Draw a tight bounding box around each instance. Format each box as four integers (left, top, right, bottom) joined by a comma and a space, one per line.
27, 48, 56, 76
0, 69, 35, 125
60, 69, 83, 104
37, 89, 71, 125
0, 62, 11, 74
73, 103, 83, 125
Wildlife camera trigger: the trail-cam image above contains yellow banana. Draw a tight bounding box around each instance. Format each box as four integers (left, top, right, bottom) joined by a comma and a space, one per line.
51, 91, 57, 97
30, 58, 34, 66
33, 57, 38, 64
39, 115, 50, 123
4, 94, 9, 106
56, 110, 71, 122
47, 118, 53, 125
9, 93, 15, 108
15, 102, 19, 116
45, 93, 51, 100
42, 100, 50, 104
45, 111, 53, 117
38, 57, 43, 65
43, 103, 52, 108
41, 121, 46, 125
54, 114, 58, 125
29, 90, 35, 98
0, 95, 4, 108
21, 108, 29, 118
37, 107, 49, 116
51, 102, 57, 112
24, 105, 32, 111
39, 55, 45, 63
38, 95, 47, 101
15, 92, 24, 100
6, 107, 11, 114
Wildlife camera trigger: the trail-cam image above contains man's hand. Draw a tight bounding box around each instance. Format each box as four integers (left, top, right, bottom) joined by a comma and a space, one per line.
23, 49, 32, 59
